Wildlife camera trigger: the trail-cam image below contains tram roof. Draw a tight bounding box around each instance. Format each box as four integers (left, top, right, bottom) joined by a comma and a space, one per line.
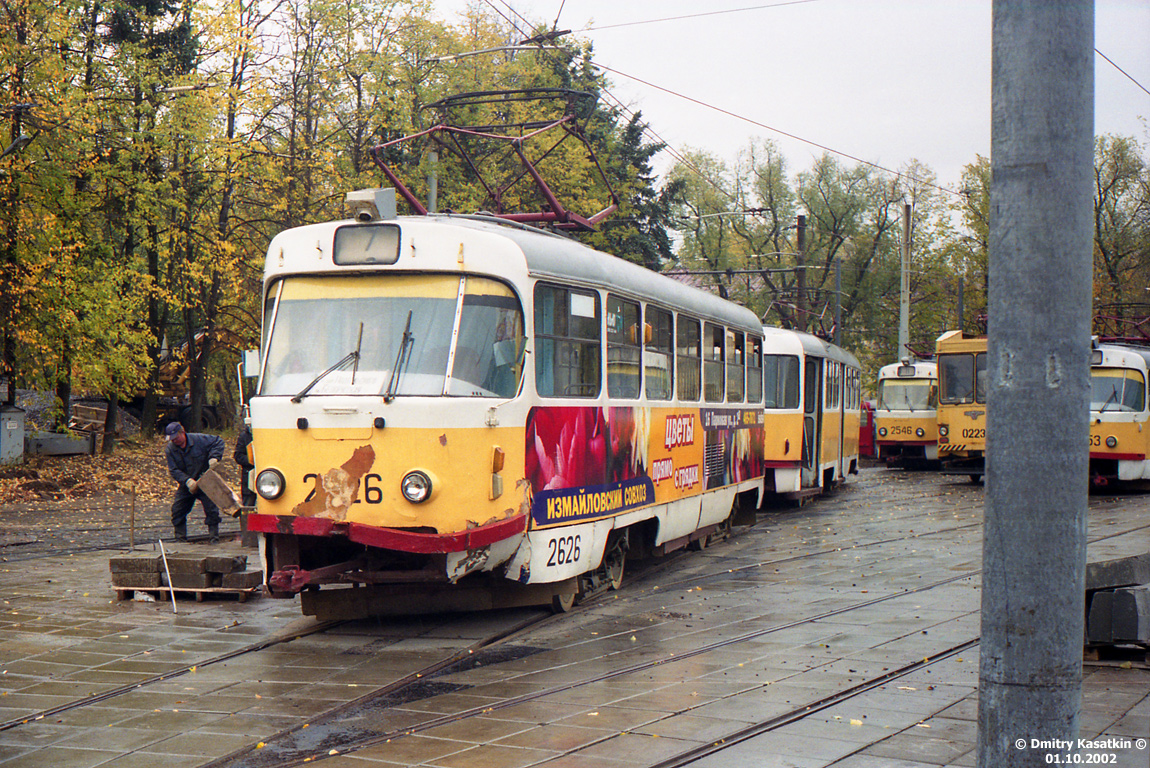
1095, 341, 1150, 370
761, 326, 860, 369
439, 215, 764, 330
878, 360, 937, 379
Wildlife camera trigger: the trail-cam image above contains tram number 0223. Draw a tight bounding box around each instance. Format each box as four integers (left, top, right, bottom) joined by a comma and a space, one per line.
546, 534, 582, 567
961, 427, 985, 439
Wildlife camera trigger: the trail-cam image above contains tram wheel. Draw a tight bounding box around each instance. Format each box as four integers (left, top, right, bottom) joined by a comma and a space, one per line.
551, 591, 576, 613
605, 552, 625, 591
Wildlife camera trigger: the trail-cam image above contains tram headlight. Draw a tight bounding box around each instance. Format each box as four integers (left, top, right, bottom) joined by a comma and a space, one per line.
916, 427, 925, 438
1106, 436, 1118, 448
401, 471, 433, 503
255, 468, 286, 500
938, 424, 949, 437
878, 427, 887, 437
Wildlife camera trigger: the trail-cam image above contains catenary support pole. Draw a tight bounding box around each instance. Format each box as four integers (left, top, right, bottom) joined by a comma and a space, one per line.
979, 3, 1093, 766
899, 203, 910, 359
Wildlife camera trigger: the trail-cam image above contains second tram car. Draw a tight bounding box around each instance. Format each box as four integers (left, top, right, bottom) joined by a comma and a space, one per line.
1089, 339, 1150, 486
874, 359, 939, 467
761, 327, 862, 498
935, 330, 987, 479
245, 190, 770, 618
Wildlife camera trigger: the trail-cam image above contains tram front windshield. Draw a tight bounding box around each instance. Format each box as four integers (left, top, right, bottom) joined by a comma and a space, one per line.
877, 379, 936, 412
1090, 368, 1146, 412
260, 274, 525, 399
938, 353, 986, 405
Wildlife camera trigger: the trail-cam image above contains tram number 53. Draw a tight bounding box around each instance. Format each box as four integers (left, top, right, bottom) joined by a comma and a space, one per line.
547, 534, 581, 567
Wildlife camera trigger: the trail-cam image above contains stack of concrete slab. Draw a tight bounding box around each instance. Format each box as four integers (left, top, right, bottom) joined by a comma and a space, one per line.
110, 549, 264, 602
1085, 553, 1150, 651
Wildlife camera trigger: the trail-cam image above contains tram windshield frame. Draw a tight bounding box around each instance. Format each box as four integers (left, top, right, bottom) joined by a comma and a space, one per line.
877, 378, 937, 412
1090, 367, 1146, 413
259, 274, 525, 399
938, 352, 987, 405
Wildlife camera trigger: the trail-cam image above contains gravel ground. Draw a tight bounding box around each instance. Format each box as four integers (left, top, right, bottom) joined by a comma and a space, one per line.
0, 427, 246, 558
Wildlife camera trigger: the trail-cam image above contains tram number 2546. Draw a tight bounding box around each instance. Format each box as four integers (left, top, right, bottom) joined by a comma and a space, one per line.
547, 534, 581, 567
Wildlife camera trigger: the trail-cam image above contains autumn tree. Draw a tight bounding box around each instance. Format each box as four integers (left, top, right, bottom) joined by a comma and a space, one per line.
1092, 134, 1150, 334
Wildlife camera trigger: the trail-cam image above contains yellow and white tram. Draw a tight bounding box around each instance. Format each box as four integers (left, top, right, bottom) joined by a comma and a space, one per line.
245, 189, 768, 618
935, 330, 987, 479
761, 327, 862, 499
874, 359, 939, 467
1089, 339, 1150, 487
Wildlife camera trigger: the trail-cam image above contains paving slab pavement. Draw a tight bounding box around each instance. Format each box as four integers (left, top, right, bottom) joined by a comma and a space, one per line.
0, 468, 1147, 767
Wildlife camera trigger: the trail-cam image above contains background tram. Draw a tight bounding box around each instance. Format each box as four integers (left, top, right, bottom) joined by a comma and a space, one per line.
761, 327, 862, 499
245, 189, 770, 618
874, 359, 939, 467
1089, 340, 1150, 487
935, 330, 987, 479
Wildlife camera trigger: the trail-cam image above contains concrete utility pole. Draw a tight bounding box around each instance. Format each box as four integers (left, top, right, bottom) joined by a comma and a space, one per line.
978, 3, 1093, 766
795, 214, 807, 334
899, 203, 910, 359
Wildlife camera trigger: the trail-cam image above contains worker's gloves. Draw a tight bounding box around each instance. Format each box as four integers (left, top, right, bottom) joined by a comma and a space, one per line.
186, 478, 198, 493
208, 457, 218, 468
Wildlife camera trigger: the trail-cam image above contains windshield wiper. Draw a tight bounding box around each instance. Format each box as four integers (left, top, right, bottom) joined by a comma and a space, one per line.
291, 323, 364, 403
384, 311, 414, 403
1098, 388, 1119, 413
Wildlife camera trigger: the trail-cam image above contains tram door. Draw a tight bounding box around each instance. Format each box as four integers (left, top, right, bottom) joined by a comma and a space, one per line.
801, 357, 823, 487
833, 363, 846, 480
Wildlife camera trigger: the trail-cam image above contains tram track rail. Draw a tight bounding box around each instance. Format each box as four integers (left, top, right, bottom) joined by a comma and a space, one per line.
198, 515, 1150, 768
2, 472, 1146, 767
0, 526, 226, 562
0, 619, 347, 733
1, 509, 1144, 741
203, 568, 984, 768
644, 638, 982, 768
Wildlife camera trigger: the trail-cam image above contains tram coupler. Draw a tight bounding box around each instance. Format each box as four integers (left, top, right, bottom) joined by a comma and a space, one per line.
268, 557, 367, 595
268, 566, 312, 595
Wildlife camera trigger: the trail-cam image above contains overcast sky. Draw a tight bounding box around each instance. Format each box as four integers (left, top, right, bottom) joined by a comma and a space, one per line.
434, 1, 1150, 193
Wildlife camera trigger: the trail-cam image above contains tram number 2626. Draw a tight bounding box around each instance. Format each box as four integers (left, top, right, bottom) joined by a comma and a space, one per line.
547, 534, 581, 567
303, 473, 386, 503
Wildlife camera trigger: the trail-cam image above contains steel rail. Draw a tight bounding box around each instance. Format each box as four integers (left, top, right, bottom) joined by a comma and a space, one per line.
226, 569, 983, 767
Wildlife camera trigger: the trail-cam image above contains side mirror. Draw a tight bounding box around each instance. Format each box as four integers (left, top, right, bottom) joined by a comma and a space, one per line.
242, 349, 261, 378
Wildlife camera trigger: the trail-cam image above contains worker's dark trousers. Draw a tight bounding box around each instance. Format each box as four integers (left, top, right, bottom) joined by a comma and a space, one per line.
171, 485, 221, 538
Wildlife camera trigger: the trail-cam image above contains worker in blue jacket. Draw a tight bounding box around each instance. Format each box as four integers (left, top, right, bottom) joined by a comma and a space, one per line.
164, 422, 226, 542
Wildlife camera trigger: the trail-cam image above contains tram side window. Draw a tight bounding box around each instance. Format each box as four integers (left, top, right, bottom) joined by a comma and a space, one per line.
805, 360, 820, 415
607, 295, 641, 399
677, 316, 701, 401
645, 306, 674, 400
704, 323, 725, 402
746, 336, 763, 403
727, 330, 745, 403
764, 355, 800, 409
974, 353, 987, 403
824, 362, 839, 409
534, 284, 601, 398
